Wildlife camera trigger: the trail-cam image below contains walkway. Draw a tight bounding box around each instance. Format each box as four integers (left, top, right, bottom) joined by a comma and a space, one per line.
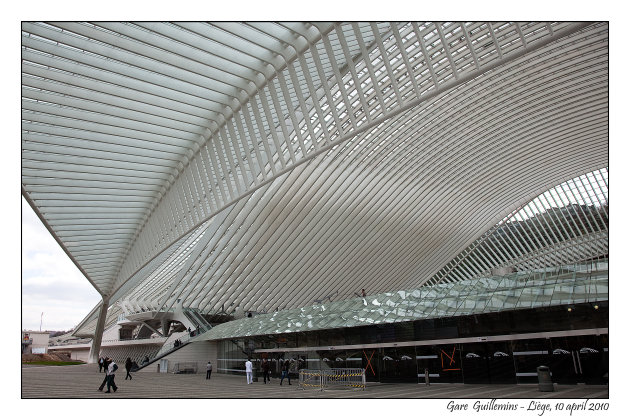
21, 364, 608, 399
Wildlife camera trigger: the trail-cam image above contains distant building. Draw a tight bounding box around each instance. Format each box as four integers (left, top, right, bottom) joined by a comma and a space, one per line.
22, 331, 49, 355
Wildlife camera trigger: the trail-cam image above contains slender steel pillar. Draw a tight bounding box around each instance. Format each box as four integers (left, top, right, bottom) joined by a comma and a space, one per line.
87, 296, 109, 364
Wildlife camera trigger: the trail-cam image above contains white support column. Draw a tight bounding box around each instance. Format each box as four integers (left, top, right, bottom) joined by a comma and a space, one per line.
87, 296, 109, 364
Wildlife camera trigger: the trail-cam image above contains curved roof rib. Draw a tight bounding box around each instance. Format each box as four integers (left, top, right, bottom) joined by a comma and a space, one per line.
22, 22, 608, 329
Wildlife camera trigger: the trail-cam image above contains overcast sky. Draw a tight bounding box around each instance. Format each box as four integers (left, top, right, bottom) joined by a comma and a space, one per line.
22, 197, 101, 332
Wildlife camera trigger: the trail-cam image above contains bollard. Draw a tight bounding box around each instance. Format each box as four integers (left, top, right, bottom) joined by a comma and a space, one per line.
537, 366, 554, 392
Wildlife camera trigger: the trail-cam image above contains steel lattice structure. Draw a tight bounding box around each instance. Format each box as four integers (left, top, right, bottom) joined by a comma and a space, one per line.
21, 22, 608, 340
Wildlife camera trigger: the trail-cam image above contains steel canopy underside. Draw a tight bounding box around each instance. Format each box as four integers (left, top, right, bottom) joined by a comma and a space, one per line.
20, 22, 608, 336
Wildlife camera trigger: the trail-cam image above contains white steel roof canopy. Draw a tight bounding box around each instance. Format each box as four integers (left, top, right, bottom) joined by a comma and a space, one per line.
21, 22, 608, 335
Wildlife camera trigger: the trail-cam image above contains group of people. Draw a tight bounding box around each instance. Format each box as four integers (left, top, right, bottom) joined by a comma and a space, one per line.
97, 356, 135, 394
97, 354, 297, 390
187, 326, 201, 337
245, 358, 292, 385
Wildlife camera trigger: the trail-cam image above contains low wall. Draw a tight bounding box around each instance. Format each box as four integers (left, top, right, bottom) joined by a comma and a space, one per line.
71, 349, 90, 362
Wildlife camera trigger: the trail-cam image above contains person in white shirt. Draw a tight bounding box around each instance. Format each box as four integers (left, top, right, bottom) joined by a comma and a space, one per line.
245, 358, 253, 384
206, 361, 213, 380
105, 358, 118, 393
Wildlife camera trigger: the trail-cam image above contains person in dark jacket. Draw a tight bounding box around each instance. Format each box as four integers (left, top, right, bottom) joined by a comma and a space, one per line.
280, 359, 291, 386
262, 358, 271, 384
98, 356, 104, 372
98, 357, 111, 391
125, 357, 133, 380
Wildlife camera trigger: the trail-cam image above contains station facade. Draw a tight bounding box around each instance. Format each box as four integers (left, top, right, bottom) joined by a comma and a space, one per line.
206, 259, 608, 385
216, 303, 608, 384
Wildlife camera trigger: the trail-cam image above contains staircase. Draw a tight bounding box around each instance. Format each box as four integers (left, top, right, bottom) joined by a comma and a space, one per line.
135, 308, 213, 371
181, 307, 213, 335
135, 331, 190, 371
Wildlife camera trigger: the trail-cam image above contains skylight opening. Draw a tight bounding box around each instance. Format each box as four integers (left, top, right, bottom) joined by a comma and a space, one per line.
505, 168, 608, 224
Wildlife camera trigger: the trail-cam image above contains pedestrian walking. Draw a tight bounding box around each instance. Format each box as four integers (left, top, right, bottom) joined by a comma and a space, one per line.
98, 356, 104, 373
262, 358, 271, 384
105, 357, 118, 393
245, 358, 253, 384
98, 357, 110, 391
125, 357, 133, 380
206, 361, 213, 380
280, 359, 291, 385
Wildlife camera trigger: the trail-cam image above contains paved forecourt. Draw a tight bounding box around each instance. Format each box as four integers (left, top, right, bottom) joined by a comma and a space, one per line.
21, 364, 609, 399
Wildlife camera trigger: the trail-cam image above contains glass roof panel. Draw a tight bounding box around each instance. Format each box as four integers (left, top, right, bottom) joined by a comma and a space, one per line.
195, 260, 608, 342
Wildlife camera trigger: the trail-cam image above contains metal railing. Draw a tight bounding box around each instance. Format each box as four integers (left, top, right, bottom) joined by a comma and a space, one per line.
135, 331, 191, 370
298, 368, 365, 391
298, 369, 323, 390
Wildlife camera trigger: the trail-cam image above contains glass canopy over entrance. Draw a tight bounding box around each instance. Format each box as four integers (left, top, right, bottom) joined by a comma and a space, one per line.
195, 260, 608, 341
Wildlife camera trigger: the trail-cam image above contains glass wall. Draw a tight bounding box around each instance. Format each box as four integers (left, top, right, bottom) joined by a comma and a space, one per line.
485, 341, 517, 384
217, 339, 251, 376
547, 334, 608, 384
512, 338, 552, 384
380, 346, 418, 383
215, 302, 607, 384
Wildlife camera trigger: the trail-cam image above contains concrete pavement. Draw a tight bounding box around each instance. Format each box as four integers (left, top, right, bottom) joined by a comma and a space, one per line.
21, 363, 609, 399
